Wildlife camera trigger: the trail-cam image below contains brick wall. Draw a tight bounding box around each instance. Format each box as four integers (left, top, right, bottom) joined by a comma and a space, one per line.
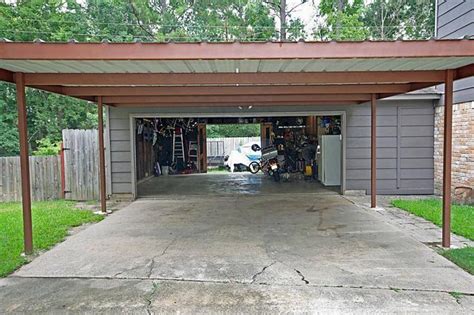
434, 102, 474, 203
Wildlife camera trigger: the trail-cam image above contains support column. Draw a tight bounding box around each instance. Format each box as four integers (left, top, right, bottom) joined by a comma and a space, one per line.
442, 69, 454, 248
16, 73, 33, 254
98, 96, 107, 213
371, 94, 377, 208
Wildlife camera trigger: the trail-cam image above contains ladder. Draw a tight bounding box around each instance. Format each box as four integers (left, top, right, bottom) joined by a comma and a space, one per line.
172, 128, 185, 163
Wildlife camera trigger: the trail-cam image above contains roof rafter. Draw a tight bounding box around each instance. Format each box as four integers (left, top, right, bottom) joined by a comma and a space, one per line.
61, 84, 412, 96
102, 94, 372, 104
23, 71, 445, 86
112, 101, 360, 107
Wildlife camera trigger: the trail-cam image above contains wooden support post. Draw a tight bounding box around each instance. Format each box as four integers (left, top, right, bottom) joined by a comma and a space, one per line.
98, 96, 107, 213
442, 70, 454, 248
371, 94, 377, 208
15, 73, 33, 254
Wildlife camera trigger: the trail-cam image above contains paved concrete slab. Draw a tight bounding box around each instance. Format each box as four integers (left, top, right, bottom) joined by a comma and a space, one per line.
1, 186, 473, 313
138, 172, 340, 197
1, 277, 473, 314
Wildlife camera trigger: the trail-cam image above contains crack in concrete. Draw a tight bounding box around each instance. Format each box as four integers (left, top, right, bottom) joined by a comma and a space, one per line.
145, 236, 179, 279
251, 262, 276, 284
10, 274, 474, 296
146, 258, 156, 279
144, 281, 159, 315
294, 269, 309, 285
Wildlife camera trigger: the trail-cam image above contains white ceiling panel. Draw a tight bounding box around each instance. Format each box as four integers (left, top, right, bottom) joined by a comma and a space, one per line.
214, 60, 238, 72
0, 57, 472, 74
237, 60, 260, 72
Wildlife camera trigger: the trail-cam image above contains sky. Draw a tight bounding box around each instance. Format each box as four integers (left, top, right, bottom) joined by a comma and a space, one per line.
287, 0, 319, 34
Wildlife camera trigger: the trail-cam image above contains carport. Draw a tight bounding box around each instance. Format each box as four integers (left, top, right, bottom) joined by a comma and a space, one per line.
0, 39, 473, 254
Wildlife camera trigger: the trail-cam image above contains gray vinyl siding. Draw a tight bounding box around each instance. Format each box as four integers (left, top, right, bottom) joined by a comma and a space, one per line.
107, 99, 435, 197
345, 100, 434, 195
437, 0, 474, 103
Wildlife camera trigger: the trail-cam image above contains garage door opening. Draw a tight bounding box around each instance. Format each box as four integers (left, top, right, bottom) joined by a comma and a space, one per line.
134, 115, 343, 197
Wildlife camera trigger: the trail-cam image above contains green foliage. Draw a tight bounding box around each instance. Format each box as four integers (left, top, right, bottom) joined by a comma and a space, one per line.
185, 0, 275, 41
207, 124, 260, 138
0, 84, 98, 156
315, 0, 368, 40
391, 199, 474, 240
32, 138, 61, 156
0, 84, 18, 156
315, 0, 434, 40
0, 200, 103, 277
363, 0, 435, 40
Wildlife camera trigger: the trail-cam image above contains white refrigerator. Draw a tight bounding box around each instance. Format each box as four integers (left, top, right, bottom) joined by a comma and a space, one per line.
317, 135, 342, 186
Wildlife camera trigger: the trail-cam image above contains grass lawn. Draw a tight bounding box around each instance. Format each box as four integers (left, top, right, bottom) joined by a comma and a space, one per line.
441, 247, 474, 274
0, 200, 103, 277
391, 198, 474, 274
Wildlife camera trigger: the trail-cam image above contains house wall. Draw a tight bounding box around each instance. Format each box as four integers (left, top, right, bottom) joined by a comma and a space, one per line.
437, 0, 474, 104
107, 99, 436, 198
434, 102, 474, 198
435, 0, 474, 202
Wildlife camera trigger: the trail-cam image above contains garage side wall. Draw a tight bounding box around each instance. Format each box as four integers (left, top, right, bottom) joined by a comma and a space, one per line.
107, 99, 435, 198
345, 99, 435, 195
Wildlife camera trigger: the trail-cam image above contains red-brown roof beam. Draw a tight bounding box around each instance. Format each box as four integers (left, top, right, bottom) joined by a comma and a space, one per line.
1, 40, 473, 60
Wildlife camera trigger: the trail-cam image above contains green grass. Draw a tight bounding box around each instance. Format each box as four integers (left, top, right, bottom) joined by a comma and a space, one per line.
207, 166, 230, 173
0, 200, 103, 277
391, 198, 474, 274
442, 248, 474, 274
391, 198, 474, 240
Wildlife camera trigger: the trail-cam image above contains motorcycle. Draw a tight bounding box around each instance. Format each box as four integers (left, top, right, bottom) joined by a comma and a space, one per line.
248, 144, 281, 182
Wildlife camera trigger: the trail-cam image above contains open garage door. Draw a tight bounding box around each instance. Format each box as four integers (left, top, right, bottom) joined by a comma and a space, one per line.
132, 114, 344, 198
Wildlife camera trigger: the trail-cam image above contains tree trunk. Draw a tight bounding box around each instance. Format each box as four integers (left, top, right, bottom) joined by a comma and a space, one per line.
336, 0, 344, 38
280, 0, 287, 41
160, 0, 167, 13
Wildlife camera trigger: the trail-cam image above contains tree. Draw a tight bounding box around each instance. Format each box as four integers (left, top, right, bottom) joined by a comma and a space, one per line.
0, 1, 98, 156
314, 0, 368, 41
184, 0, 275, 41
264, 0, 309, 40
363, 0, 435, 40
207, 124, 260, 138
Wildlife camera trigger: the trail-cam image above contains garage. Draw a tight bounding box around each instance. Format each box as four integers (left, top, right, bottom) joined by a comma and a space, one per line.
132, 114, 343, 197
109, 95, 438, 199
1, 39, 473, 253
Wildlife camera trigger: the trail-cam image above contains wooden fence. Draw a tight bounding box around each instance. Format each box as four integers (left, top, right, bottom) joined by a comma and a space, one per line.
0, 155, 61, 202
63, 129, 99, 201
0, 129, 99, 202
207, 137, 260, 157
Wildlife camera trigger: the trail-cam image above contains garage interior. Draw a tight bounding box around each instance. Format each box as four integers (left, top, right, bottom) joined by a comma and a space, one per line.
135, 114, 343, 197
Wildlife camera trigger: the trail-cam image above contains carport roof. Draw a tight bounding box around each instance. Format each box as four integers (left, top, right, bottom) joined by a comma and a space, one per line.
0, 39, 473, 106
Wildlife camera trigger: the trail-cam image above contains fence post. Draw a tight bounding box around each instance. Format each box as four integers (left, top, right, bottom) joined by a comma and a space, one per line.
60, 142, 66, 199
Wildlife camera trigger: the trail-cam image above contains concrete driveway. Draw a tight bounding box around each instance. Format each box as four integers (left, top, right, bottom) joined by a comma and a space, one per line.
1, 188, 473, 313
